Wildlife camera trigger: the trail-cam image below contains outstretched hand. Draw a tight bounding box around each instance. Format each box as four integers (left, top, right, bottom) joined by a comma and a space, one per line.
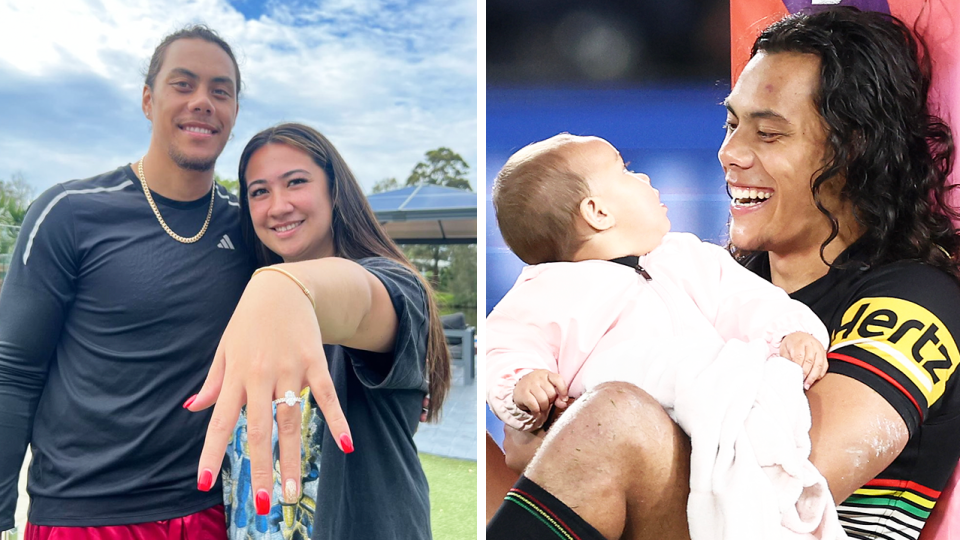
184, 271, 353, 515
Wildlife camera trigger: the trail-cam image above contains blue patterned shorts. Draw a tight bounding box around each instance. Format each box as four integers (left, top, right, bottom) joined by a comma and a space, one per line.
223, 390, 325, 540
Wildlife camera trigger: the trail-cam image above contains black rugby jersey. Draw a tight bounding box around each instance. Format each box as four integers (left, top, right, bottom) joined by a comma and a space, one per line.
745, 244, 960, 540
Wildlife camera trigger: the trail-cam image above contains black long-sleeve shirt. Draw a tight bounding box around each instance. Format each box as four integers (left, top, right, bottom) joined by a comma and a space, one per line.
0, 165, 253, 527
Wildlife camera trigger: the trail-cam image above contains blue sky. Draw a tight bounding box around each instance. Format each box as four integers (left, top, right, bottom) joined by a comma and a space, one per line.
0, 0, 477, 199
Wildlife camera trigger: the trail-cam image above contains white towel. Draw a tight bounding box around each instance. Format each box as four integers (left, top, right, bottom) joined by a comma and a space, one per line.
583, 337, 846, 540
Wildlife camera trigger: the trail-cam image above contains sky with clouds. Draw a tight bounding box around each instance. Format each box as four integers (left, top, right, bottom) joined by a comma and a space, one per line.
0, 0, 477, 200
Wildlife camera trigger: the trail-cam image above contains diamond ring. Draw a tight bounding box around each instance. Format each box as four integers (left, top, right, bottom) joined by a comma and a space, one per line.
272, 390, 303, 407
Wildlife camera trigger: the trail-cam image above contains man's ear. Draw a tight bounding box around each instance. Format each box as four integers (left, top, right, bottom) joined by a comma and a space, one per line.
579, 196, 615, 232
142, 85, 153, 121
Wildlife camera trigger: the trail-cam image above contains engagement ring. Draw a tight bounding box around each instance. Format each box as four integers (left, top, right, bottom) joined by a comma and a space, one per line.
273, 390, 303, 407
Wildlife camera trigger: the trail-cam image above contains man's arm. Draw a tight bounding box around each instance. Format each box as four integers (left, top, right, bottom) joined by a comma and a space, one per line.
806, 373, 910, 503
810, 264, 960, 507
0, 185, 77, 529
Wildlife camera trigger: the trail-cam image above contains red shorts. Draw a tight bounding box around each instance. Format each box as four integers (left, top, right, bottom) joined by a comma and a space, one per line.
23, 505, 226, 540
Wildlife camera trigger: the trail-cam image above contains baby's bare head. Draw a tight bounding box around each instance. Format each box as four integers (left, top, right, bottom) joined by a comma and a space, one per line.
492, 134, 598, 264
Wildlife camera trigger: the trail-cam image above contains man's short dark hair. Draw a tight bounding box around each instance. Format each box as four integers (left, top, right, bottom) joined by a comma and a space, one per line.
144, 25, 241, 97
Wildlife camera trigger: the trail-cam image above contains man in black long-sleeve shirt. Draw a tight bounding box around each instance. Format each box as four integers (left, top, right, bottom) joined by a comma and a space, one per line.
0, 26, 253, 535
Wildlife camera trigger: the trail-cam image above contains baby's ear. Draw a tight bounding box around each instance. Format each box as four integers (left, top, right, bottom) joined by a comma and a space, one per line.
579, 196, 615, 232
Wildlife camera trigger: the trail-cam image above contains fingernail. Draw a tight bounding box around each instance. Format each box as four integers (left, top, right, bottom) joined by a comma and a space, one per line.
182, 394, 197, 409
284, 479, 299, 503
197, 469, 213, 492
256, 489, 271, 515
340, 433, 354, 454
804, 383, 811, 391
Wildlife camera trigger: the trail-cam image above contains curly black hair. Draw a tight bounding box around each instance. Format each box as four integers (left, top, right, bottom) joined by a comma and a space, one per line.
733, 7, 959, 277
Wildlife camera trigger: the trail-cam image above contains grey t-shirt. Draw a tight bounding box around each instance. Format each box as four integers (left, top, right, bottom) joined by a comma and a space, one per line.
0, 165, 254, 527
312, 257, 432, 540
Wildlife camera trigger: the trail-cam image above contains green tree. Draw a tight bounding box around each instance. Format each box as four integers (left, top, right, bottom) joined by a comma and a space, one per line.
217, 174, 240, 197
0, 173, 34, 269
0, 173, 32, 225
444, 244, 477, 310
395, 148, 475, 319
402, 243, 476, 323
371, 177, 400, 194
405, 148, 472, 191
403, 244, 446, 289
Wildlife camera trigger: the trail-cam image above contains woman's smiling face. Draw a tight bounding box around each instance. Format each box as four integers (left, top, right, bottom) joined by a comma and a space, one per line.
244, 143, 335, 262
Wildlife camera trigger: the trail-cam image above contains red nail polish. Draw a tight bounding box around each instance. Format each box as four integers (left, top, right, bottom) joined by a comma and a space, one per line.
340, 433, 354, 454
182, 394, 197, 409
197, 469, 213, 492
256, 489, 271, 515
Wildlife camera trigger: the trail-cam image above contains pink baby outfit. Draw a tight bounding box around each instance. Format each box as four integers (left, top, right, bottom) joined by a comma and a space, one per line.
486, 232, 829, 431
486, 233, 848, 539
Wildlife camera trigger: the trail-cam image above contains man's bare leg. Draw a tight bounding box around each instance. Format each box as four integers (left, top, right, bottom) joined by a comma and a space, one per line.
523, 382, 692, 540
488, 432, 520, 523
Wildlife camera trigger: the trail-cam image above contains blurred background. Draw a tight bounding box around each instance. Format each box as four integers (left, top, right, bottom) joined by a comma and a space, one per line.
488, 0, 729, 84
486, 0, 734, 445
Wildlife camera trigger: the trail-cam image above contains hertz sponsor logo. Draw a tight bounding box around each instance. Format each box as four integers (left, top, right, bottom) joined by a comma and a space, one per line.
830, 297, 959, 406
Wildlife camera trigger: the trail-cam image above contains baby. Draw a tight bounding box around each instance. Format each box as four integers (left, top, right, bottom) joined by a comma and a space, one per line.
486, 133, 830, 431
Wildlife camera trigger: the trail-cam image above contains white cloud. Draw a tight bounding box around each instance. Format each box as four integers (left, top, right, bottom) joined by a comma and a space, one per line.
0, 0, 477, 196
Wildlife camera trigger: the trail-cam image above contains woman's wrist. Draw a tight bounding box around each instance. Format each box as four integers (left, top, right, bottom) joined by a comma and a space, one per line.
252, 265, 317, 311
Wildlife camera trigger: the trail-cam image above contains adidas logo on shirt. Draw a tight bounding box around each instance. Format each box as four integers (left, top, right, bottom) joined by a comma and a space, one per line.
217, 234, 235, 250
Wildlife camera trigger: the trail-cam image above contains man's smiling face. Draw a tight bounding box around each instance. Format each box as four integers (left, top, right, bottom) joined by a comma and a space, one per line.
719, 51, 839, 256
142, 38, 239, 172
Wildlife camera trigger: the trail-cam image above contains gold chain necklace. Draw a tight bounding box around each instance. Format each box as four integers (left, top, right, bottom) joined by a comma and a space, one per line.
137, 158, 215, 244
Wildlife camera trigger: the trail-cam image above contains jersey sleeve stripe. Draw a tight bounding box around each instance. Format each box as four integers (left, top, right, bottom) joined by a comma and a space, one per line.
844, 532, 885, 540
23, 180, 134, 265
215, 185, 240, 207
839, 507, 925, 535
864, 479, 941, 500
840, 521, 912, 540
840, 504, 927, 540
829, 352, 922, 417
844, 495, 932, 520
855, 489, 934, 509
829, 338, 933, 396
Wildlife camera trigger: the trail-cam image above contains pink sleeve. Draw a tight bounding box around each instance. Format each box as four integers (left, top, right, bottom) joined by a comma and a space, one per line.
662, 234, 829, 356
485, 263, 638, 431
486, 308, 557, 431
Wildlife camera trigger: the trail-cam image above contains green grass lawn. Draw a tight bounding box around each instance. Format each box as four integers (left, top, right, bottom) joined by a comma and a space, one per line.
421, 453, 478, 539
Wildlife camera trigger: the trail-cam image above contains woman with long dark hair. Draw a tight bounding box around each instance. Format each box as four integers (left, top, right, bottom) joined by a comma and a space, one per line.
203, 123, 449, 539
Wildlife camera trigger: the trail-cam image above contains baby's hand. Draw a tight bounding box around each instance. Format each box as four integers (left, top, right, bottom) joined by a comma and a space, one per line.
514, 369, 569, 418
779, 332, 828, 390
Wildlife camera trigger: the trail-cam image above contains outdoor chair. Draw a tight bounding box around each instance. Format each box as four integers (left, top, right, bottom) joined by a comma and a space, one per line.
441, 312, 475, 384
